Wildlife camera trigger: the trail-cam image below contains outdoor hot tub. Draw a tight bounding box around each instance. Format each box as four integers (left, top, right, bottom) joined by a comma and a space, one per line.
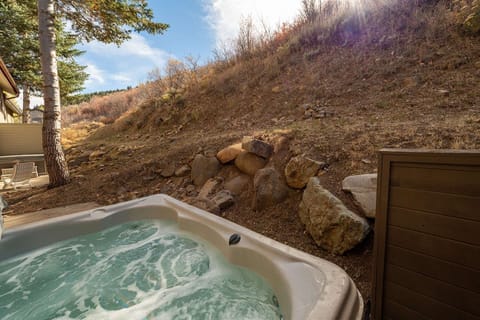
0, 194, 363, 319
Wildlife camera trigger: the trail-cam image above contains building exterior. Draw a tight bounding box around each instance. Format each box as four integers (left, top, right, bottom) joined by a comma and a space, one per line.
30, 109, 44, 123
0, 58, 20, 123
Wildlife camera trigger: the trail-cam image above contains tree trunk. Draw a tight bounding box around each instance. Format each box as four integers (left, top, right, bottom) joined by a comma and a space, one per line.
38, 0, 70, 187
22, 85, 31, 124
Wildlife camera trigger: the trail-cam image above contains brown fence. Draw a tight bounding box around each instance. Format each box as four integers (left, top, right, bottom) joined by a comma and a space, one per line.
372, 149, 480, 320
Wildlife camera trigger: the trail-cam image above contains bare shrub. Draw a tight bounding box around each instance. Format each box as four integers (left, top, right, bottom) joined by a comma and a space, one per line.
300, 0, 322, 23
62, 87, 145, 126
235, 16, 257, 59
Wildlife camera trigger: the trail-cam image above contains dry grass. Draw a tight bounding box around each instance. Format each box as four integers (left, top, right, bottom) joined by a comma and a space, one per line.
62, 87, 146, 126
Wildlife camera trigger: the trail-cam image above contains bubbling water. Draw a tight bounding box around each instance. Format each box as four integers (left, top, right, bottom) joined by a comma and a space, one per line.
0, 220, 283, 319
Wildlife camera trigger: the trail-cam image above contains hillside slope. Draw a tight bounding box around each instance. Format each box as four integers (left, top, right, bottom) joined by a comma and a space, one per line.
4, 1, 480, 301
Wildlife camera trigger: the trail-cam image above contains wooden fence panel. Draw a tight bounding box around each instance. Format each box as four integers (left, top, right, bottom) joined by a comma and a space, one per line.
372, 149, 480, 320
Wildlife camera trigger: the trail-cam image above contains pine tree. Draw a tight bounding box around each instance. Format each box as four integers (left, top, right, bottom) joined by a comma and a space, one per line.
37, 0, 168, 187
56, 27, 88, 106
0, 0, 89, 121
0, 0, 40, 123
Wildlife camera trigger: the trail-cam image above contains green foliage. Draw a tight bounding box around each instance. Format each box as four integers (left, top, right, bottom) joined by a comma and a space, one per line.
56, 0, 169, 45
0, 0, 88, 104
56, 28, 89, 104
65, 88, 128, 105
0, 0, 41, 90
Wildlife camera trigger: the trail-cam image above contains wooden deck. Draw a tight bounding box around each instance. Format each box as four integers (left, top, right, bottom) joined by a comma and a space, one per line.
3, 202, 99, 229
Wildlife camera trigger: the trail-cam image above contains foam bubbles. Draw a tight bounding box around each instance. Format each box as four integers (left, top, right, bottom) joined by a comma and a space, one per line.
0, 220, 283, 319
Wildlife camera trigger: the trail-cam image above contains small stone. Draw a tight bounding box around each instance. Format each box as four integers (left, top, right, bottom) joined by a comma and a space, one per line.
216, 143, 244, 164
198, 178, 221, 198
160, 163, 176, 178
361, 159, 372, 164
234, 151, 267, 176
175, 165, 191, 177
186, 184, 196, 194
438, 89, 450, 97
212, 190, 235, 210
225, 175, 250, 195
242, 137, 274, 159
285, 155, 324, 189
191, 197, 220, 214
253, 168, 288, 211
191, 154, 220, 186
304, 109, 314, 118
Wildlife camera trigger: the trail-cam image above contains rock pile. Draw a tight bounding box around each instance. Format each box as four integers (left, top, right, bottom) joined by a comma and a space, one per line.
301, 103, 334, 119
177, 136, 373, 255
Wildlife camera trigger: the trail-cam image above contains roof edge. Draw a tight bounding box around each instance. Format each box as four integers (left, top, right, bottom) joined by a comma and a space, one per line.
5, 99, 21, 115
0, 58, 19, 97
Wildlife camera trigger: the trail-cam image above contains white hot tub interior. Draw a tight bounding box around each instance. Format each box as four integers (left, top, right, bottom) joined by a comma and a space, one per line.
0, 195, 363, 320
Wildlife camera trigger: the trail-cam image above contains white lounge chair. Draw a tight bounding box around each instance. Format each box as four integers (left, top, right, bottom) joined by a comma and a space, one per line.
1, 168, 14, 182
2, 162, 37, 190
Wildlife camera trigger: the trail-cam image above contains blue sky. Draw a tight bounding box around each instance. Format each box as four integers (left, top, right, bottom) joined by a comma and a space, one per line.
77, 0, 304, 93
23, 0, 304, 106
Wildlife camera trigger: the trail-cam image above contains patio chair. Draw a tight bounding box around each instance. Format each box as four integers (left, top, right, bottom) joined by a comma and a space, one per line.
1, 168, 14, 182
2, 162, 37, 190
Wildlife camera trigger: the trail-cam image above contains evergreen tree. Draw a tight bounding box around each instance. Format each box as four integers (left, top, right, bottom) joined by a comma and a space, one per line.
38, 0, 168, 187
0, 0, 40, 122
56, 27, 88, 106
0, 0, 88, 121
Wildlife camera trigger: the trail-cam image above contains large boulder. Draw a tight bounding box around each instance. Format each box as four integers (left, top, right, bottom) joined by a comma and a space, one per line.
216, 143, 244, 164
253, 168, 288, 210
191, 155, 220, 186
299, 177, 370, 254
234, 151, 267, 176
285, 155, 324, 189
242, 137, 274, 159
342, 173, 377, 218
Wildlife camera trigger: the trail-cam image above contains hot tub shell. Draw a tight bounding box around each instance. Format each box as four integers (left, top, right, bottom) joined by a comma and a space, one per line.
0, 194, 363, 319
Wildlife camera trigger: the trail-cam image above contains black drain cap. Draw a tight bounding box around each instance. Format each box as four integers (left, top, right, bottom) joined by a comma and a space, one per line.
229, 233, 241, 245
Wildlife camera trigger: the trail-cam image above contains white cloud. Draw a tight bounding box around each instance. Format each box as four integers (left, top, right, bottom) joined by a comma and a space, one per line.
203, 0, 303, 47
78, 34, 175, 92
81, 34, 173, 66
84, 62, 106, 85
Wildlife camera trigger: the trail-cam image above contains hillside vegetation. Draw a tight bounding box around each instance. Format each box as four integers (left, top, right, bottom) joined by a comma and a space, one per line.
5, 0, 480, 300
